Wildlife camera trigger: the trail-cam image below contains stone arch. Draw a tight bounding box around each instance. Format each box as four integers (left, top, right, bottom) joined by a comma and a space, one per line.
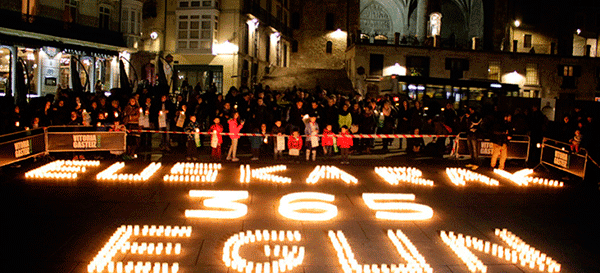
360, 0, 394, 38
444, 0, 484, 39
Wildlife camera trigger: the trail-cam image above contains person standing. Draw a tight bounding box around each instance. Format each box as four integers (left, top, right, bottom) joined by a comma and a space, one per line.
304, 114, 320, 161
272, 120, 286, 160
322, 124, 335, 159
226, 112, 245, 161
122, 97, 141, 158
184, 115, 201, 161
490, 114, 511, 170
338, 126, 353, 164
209, 117, 224, 161
465, 107, 482, 166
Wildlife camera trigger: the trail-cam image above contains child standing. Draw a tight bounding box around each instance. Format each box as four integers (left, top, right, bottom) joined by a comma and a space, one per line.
226, 112, 245, 161
209, 117, 223, 161
288, 130, 303, 162
338, 126, 353, 164
304, 114, 320, 161
184, 115, 201, 160
250, 125, 267, 160
272, 120, 286, 160
322, 124, 335, 159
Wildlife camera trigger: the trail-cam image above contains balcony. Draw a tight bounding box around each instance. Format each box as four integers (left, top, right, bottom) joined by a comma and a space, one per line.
0, 9, 125, 48
242, 0, 292, 38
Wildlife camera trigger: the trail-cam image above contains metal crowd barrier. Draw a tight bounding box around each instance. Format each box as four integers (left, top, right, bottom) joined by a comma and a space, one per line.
0, 126, 127, 167
539, 137, 588, 179
453, 133, 530, 161
0, 128, 47, 167
46, 126, 126, 153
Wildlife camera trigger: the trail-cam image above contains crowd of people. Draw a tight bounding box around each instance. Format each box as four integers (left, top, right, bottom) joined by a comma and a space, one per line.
1, 82, 599, 167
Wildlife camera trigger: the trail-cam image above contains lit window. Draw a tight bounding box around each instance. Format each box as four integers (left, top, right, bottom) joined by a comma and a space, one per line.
526, 63, 539, 85
488, 61, 500, 81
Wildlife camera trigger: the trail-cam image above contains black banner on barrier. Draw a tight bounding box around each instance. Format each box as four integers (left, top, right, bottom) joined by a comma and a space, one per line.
455, 134, 530, 160
540, 138, 587, 178
0, 131, 47, 167
47, 132, 126, 152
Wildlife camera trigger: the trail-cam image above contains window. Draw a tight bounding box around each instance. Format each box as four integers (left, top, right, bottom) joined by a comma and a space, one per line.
291, 40, 298, 52
326, 41, 333, 53
407, 56, 431, 77
326, 13, 335, 30
488, 61, 500, 81
65, 0, 77, 23
177, 11, 218, 52
369, 54, 384, 76
559, 65, 580, 89
524, 34, 532, 48
291, 12, 300, 29
526, 63, 539, 85
99, 6, 110, 29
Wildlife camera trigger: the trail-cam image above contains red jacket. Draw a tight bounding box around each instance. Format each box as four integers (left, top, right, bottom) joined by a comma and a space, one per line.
337, 132, 353, 148
228, 119, 244, 139
288, 136, 303, 150
322, 129, 334, 146
209, 123, 224, 144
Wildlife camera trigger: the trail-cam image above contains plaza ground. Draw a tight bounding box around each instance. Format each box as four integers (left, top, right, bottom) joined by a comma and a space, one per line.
1, 155, 599, 273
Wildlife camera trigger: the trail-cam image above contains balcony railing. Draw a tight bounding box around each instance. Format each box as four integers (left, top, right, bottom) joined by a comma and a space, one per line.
0, 9, 125, 48
242, 0, 292, 38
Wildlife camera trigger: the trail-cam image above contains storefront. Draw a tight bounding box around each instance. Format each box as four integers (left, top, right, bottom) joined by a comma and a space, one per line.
0, 43, 127, 99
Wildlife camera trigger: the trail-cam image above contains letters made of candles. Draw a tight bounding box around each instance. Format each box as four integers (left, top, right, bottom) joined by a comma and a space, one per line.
23, 161, 563, 272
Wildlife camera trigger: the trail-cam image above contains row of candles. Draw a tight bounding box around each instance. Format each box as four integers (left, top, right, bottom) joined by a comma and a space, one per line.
328, 229, 432, 273
374, 167, 434, 187
439, 229, 560, 273
96, 162, 162, 181
362, 193, 434, 221
24, 160, 100, 179
222, 230, 305, 273
493, 169, 564, 188
495, 228, 560, 272
25, 161, 565, 190
88, 225, 189, 273
306, 165, 358, 184
164, 162, 220, 182
446, 168, 500, 187
240, 165, 292, 184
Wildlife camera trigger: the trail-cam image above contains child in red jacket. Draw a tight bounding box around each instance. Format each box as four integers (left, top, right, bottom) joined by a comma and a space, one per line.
322, 124, 335, 159
288, 130, 303, 162
209, 117, 223, 161
338, 125, 353, 164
